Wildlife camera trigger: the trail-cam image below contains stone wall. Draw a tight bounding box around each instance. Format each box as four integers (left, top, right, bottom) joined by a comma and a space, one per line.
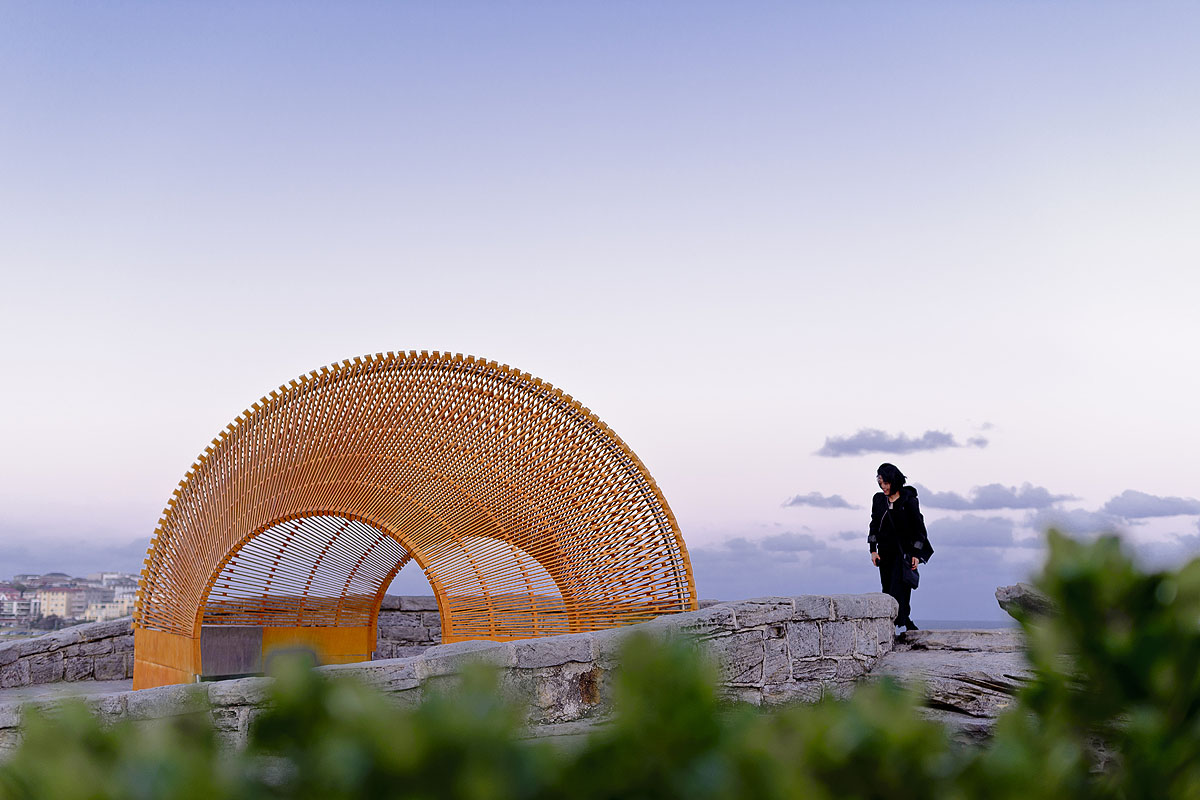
0, 593, 898, 753
672, 594, 899, 705
375, 595, 442, 658
0, 597, 443, 690
0, 619, 134, 689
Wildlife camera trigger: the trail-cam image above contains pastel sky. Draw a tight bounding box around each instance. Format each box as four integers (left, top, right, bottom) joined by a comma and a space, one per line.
2, 3, 1198, 620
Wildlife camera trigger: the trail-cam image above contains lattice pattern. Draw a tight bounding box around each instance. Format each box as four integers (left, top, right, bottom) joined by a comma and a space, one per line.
135, 351, 696, 643
202, 516, 410, 628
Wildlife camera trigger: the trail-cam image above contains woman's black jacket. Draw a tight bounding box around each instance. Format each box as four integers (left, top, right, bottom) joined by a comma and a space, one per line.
868, 486, 934, 563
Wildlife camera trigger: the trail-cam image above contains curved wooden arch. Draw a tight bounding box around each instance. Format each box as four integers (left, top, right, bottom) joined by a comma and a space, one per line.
133, 351, 696, 688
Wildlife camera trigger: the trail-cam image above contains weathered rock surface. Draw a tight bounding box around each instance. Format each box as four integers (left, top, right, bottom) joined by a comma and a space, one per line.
872, 628, 1030, 741
996, 583, 1054, 620
0, 619, 134, 690
0, 593, 900, 755
0, 593, 1037, 754
900, 628, 1023, 653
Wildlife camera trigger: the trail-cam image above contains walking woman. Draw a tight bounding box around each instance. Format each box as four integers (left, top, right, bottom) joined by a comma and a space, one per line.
868, 463, 933, 632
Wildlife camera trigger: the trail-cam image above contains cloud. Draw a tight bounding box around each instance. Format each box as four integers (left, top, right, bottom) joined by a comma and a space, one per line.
687, 531, 1034, 621
782, 492, 856, 509
926, 515, 1032, 548
688, 522, 1200, 625
1026, 508, 1125, 535
687, 535, 875, 602
0, 537, 147, 578
1130, 532, 1200, 570
918, 482, 1074, 510
815, 429, 987, 457
760, 532, 826, 552
1102, 490, 1200, 519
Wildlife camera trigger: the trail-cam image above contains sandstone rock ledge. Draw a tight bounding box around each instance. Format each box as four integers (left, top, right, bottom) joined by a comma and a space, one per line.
871, 628, 1030, 742
0, 594, 900, 754
1, 598, 1033, 753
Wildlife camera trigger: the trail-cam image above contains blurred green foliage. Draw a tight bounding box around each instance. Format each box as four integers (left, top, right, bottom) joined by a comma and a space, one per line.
992, 530, 1200, 800
2, 530, 1199, 799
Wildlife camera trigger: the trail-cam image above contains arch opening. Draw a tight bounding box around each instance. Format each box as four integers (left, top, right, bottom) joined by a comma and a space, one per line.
201, 514, 410, 629
434, 535, 567, 639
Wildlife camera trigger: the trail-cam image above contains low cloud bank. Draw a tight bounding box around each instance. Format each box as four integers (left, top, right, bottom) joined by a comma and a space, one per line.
1026, 507, 1126, 535
688, 520, 1200, 623
687, 531, 1031, 621
918, 482, 1074, 510
759, 531, 826, 551
782, 492, 856, 509
926, 515, 1035, 548
1128, 532, 1200, 570
0, 536, 146, 578
816, 429, 987, 457
1103, 490, 1200, 519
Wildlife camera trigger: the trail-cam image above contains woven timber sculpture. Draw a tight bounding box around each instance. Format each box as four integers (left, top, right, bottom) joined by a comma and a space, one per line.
133, 351, 696, 689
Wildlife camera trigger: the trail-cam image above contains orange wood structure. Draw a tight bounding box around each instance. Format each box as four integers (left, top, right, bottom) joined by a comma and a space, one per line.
133, 351, 696, 689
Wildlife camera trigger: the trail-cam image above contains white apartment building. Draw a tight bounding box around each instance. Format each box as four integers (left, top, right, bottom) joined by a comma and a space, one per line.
110, 579, 138, 602
0, 595, 39, 625
88, 572, 139, 587
37, 586, 113, 619
82, 596, 136, 622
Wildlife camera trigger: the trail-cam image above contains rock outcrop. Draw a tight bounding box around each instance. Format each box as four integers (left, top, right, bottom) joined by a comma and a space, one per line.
872, 628, 1029, 741
996, 583, 1054, 620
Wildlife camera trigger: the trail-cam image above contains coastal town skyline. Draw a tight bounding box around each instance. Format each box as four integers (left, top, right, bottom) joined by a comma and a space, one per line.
3, 3, 1199, 621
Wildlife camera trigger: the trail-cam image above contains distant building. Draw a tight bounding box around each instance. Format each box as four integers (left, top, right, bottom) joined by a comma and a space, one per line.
82, 595, 136, 622
110, 579, 138, 602
1, 572, 139, 625
88, 572, 140, 587
0, 587, 20, 623
0, 594, 39, 626
37, 586, 113, 619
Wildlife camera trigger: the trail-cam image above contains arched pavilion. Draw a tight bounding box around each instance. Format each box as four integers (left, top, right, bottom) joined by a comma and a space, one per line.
133, 352, 696, 688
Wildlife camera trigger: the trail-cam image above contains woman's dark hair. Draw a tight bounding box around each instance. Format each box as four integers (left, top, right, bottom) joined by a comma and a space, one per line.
876, 463, 907, 489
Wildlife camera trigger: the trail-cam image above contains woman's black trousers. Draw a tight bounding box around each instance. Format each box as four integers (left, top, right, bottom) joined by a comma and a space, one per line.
877, 553, 913, 628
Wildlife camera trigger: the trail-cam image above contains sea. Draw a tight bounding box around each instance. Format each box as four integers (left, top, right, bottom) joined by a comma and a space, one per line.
916, 619, 1017, 629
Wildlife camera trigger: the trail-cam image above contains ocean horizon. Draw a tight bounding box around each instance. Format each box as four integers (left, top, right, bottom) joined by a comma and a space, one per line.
916, 619, 1017, 630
